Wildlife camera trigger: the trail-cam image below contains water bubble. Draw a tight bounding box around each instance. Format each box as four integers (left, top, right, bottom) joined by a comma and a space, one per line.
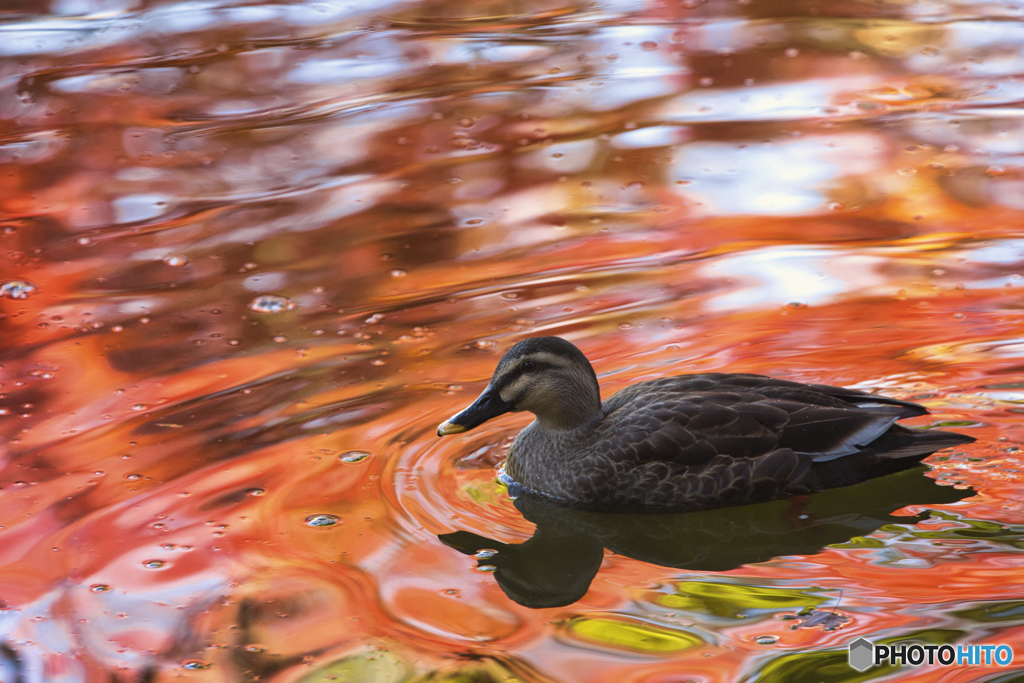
500, 291, 520, 300
305, 514, 340, 527
248, 295, 295, 313
477, 565, 497, 572
457, 117, 474, 128
125, 473, 142, 480
77, 237, 93, 246
89, 584, 111, 592
142, 559, 166, 569
785, 301, 808, 309
272, 335, 288, 343
340, 451, 369, 463
129, 403, 148, 411
246, 488, 266, 496
0, 281, 37, 300
619, 323, 633, 330
987, 165, 1007, 177
755, 635, 779, 645
389, 269, 408, 278
474, 549, 498, 559
162, 254, 189, 267
182, 660, 211, 670
245, 644, 265, 653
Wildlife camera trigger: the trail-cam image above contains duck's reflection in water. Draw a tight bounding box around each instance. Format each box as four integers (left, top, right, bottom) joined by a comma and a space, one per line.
440, 468, 972, 609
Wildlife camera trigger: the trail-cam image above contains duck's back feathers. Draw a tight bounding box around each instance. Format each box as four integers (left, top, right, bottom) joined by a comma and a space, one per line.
598, 374, 929, 466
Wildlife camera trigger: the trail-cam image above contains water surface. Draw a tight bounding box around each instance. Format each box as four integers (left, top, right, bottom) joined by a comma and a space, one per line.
2, 0, 1024, 681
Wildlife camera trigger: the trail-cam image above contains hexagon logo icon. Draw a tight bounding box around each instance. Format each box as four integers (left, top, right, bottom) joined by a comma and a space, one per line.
849, 638, 874, 671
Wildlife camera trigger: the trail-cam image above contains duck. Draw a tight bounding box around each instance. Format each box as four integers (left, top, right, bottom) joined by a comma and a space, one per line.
436, 336, 975, 511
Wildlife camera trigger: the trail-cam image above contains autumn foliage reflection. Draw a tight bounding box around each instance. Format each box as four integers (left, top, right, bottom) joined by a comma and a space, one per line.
1, 0, 1023, 680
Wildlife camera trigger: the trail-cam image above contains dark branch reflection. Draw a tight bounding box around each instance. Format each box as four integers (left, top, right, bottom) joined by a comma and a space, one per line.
440, 468, 972, 609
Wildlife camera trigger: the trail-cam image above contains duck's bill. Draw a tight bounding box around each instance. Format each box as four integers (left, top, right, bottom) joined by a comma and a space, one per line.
436, 420, 468, 436
436, 385, 513, 437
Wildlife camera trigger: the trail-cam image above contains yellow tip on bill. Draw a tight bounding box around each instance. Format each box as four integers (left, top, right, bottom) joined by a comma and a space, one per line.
437, 420, 467, 437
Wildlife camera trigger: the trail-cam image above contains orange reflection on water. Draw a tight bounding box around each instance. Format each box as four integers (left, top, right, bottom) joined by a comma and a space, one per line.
4, 0, 1024, 681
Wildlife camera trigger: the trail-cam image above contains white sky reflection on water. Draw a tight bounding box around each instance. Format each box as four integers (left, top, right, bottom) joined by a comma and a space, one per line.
660, 78, 879, 123
673, 134, 885, 216
706, 238, 1024, 313
701, 246, 886, 311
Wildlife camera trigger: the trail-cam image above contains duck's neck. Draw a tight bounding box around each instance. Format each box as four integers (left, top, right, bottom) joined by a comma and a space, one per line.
532, 391, 604, 431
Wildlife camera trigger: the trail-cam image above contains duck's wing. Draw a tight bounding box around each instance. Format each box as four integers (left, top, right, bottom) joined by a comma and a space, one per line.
604, 374, 927, 416
598, 374, 936, 469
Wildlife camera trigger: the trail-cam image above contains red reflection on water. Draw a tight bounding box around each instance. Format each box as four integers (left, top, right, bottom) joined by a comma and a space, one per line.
4, 0, 1024, 681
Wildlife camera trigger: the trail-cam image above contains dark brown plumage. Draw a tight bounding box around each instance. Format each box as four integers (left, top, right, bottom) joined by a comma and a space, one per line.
437, 336, 975, 511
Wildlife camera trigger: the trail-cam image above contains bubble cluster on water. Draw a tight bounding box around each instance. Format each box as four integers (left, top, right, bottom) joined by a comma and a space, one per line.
0, 281, 37, 300
339, 451, 369, 463
305, 514, 340, 527
162, 254, 189, 267
248, 295, 296, 313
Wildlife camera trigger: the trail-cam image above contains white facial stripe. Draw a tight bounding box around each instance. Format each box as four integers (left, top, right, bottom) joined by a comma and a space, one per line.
496, 351, 577, 405
499, 375, 527, 403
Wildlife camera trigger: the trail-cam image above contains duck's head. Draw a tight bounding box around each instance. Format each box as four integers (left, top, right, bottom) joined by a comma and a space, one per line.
437, 336, 603, 436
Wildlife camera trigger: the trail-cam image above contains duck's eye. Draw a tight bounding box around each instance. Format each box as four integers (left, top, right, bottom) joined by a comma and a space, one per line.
522, 360, 536, 372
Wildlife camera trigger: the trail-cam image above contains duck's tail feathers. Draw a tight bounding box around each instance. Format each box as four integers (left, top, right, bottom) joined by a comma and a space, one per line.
872, 425, 976, 461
